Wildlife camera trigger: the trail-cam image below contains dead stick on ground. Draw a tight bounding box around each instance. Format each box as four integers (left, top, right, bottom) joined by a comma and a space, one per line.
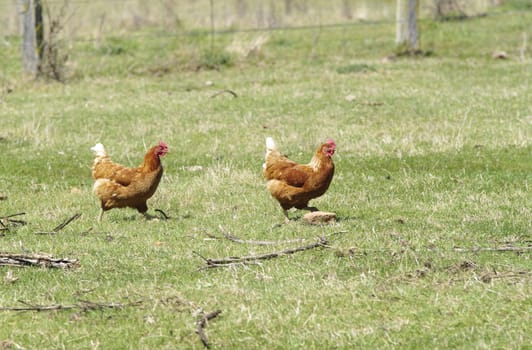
52, 213, 81, 232
1, 212, 26, 219
210, 89, 237, 98
0, 253, 80, 269
0, 300, 143, 312
0, 212, 27, 227
155, 209, 169, 220
196, 310, 222, 349
80, 227, 94, 236
197, 236, 329, 269
35, 213, 81, 235
452, 246, 532, 253
218, 225, 306, 246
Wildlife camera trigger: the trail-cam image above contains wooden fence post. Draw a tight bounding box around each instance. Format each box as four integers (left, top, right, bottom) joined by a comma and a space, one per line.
35, 0, 44, 63
18, 0, 44, 75
19, 0, 38, 74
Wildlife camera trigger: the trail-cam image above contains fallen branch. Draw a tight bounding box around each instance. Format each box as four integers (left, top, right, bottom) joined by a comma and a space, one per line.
79, 227, 94, 236
52, 213, 82, 232
0, 253, 80, 269
210, 89, 237, 98
35, 213, 81, 235
155, 209, 169, 220
197, 236, 329, 269
453, 246, 531, 253
0, 212, 27, 229
0, 299, 142, 312
196, 310, 222, 349
218, 225, 305, 246
481, 271, 530, 283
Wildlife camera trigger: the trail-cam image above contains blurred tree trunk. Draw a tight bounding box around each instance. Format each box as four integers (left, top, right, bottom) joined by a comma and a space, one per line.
236, 0, 246, 18
268, 0, 278, 28
342, 0, 352, 20
396, 0, 419, 52
285, 0, 292, 15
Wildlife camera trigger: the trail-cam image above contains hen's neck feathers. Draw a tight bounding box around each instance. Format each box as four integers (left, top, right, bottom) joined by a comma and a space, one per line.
309, 156, 322, 171
308, 146, 331, 171
141, 147, 162, 172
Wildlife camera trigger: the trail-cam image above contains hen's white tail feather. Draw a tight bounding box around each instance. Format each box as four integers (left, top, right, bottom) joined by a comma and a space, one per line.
91, 143, 107, 157
263, 137, 278, 168
266, 137, 277, 151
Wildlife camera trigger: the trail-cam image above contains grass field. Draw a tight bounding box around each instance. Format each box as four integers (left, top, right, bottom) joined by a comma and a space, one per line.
0, 1, 531, 349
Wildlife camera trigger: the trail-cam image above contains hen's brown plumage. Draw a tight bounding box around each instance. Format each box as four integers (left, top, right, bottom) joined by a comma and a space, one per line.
263, 137, 336, 223
91, 141, 168, 222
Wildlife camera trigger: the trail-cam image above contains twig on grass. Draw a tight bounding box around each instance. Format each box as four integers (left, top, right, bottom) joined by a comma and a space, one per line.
196, 310, 222, 349
0, 212, 27, 229
35, 213, 81, 235
336, 245, 532, 257
52, 213, 81, 232
218, 225, 306, 246
197, 236, 329, 269
452, 246, 532, 253
80, 227, 94, 236
210, 89, 237, 98
155, 209, 170, 220
0, 252, 79, 269
480, 270, 530, 283
1, 213, 25, 219
0, 300, 142, 312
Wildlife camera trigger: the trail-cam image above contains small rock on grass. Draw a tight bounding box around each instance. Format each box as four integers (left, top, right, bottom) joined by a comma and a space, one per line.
303, 211, 337, 225
492, 51, 508, 59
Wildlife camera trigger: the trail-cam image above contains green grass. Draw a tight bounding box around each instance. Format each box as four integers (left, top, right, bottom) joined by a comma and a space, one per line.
1, 3, 531, 349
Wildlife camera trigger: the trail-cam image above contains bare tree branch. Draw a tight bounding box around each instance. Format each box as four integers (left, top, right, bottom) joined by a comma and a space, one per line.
0, 253, 79, 269
0, 212, 27, 230
1, 212, 26, 219
0, 300, 142, 312
196, 310, 222, 348
198, 236, 329, 269
452, 246, 531, 253
210, 89, 238, 98
155, 209, 170, 220
35, 213, 81, 235
218, 225, 306, 246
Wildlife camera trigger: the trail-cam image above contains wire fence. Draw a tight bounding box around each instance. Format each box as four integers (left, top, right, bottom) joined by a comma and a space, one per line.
1, 0, 506, 38
1, 0, 528, 78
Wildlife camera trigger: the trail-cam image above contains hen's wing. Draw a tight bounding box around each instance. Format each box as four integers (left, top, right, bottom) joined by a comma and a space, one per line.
94, 178, 144, 200
264, 138, 313, 188
264, 151, 312, 188
93, 159, 139, 187
266, 163, 310, 188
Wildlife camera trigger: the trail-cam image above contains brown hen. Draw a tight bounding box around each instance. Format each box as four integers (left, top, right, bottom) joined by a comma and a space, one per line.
263, 137, 336, 223
91, 141, 168, 222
